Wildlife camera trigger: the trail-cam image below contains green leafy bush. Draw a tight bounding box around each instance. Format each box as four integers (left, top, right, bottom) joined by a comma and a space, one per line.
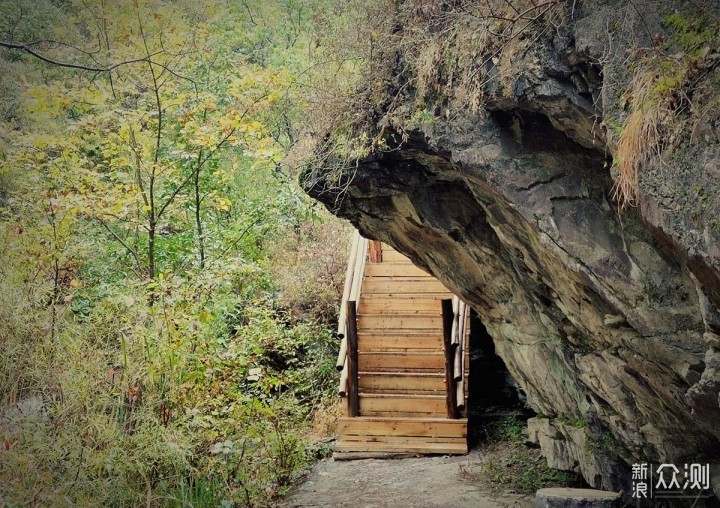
0, 1, 351, 506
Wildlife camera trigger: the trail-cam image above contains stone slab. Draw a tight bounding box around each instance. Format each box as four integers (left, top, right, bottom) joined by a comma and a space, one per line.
535, 488, 621, 508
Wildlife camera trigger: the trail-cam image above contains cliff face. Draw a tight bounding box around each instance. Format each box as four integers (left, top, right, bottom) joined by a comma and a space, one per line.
302, 0, 720, 494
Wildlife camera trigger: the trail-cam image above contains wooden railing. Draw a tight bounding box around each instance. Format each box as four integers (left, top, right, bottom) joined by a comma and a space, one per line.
336, 234, 469, 421
337, 231, 368, 397
346, 300, 360, 416
452, 295, 469, 413
441, 299, 459, 419
442, 296, 469, 418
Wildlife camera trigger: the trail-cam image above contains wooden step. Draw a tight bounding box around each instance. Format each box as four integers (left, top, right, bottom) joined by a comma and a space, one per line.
358, 314, 443, 330
362, 278, 450, 295
358, 333, 443, 351
335, 416, 468, 457
340, 434, 463, 444
335, 440, 466, 455
359, 394, 446, 416
358, 352, 444, 372
376, 249, 411, 263
358, 296, 444, 314
338, 416, 467, 438
359, 372, 445, 393
364, 263, 430, 278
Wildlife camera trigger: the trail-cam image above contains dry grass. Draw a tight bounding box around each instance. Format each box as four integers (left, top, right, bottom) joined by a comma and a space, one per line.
612, 73, 665, 209
612, 68, 670, 208
263, 215, 352, 325
298, 0, 566, 184
400, 1, 565, 116
459, 442, 581, 495
612, 53, 708, 208
309, 398, 344, 438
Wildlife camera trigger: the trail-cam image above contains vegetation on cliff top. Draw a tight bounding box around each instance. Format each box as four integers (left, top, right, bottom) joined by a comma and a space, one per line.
611, 8, 720, 208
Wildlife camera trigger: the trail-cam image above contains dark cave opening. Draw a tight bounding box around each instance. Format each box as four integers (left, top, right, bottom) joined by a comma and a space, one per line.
466, 310, 532, 448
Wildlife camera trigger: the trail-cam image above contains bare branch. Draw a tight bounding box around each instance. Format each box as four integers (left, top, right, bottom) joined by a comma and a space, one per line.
8, 6, 24, 43
96, 217, 143, 276
242, 1, 258, 26
20, 38, 102, 57
0, 40, 107, 72
0, 40, 167, 73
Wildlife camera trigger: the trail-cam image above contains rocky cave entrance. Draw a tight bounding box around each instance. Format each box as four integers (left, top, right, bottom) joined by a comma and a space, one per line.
467, 310, 530, 448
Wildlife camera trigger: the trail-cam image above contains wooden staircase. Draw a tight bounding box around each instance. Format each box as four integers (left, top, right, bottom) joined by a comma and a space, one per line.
334, 235, 470, 459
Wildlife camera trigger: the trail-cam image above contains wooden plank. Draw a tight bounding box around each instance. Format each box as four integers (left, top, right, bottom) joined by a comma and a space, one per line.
364, 263, 430, 278
361, 292, 448, 299
368, 240, 383, 263
359, 373, 445, 393
335, 440, 466, 455
340, 435, 464, 445
346, 301, 359, 417
358, 333, 443, 351
337, 232, 360, 339
338, 417, 467, 438
358, 352, 444, 371
359, 297, 444, 314
359, 394, 446, 415
362, 279, 450, 295
333, 451, 417, 460
359, 411, 447, 417
379, 250, 411, 263
358, 314, 443, 330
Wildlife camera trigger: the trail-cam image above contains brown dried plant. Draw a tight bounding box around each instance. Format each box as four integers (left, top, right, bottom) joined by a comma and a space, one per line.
612, 69, 666, 209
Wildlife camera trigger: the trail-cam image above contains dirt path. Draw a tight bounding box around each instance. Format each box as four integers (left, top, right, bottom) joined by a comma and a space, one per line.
282, 450, 534, 508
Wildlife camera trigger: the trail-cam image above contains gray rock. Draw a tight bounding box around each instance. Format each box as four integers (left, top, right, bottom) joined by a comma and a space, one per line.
535, 488, 621, 508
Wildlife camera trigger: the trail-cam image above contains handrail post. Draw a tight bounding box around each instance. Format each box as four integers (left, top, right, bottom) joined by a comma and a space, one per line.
441, 299, 459, 419
346, 300, 360, 417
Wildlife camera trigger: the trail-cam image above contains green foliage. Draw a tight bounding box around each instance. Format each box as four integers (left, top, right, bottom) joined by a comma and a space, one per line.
588, 430, 625, 459
664, 12, 716, 58
480, 445, 579, 494
556, 414, 587, 428
0, 0, 352, 505
465, 412, 581, 494
462, 411, 580, 495
405, 107, 435, 131
484, 410, 527, 443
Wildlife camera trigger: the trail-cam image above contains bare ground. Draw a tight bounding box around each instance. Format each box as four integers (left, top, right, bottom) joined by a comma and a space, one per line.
281, 449, 534, 508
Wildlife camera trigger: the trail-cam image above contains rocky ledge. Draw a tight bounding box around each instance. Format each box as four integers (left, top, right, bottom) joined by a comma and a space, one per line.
302, 0, 720, 498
